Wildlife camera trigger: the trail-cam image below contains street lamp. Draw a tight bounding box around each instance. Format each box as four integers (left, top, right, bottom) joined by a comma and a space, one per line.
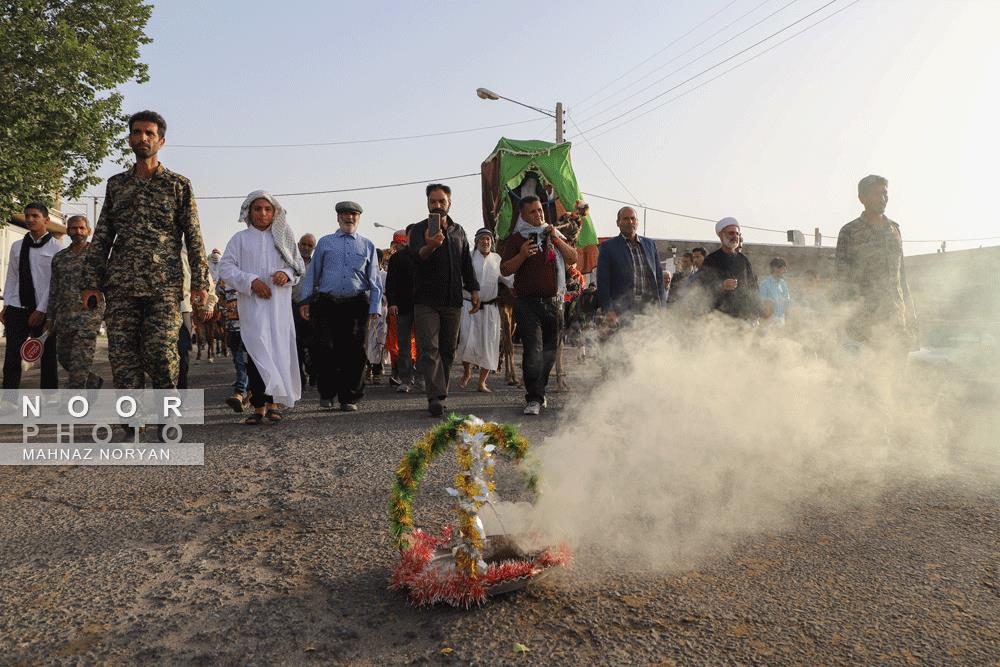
372, 222, 390, 229
476, 87, 564, 144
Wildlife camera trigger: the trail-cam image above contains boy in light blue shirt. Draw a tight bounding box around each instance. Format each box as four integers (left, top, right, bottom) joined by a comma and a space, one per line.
759, 257, 791, 324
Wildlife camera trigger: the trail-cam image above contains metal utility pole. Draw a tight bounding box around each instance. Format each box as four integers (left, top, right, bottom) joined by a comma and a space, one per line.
477, 88, 565, 143
555, 102, 564, 144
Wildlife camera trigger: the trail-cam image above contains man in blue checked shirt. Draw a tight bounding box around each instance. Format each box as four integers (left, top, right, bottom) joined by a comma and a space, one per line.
298, 201, 382, 412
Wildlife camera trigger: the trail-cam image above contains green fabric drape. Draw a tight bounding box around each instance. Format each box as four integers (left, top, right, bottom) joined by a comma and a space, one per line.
481, 138, 597, 247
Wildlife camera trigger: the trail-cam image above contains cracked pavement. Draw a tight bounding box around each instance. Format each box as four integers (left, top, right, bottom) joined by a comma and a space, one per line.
1, 341, 999, 665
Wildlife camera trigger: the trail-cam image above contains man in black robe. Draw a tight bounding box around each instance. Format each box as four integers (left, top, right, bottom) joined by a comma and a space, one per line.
694, 217, 764, 322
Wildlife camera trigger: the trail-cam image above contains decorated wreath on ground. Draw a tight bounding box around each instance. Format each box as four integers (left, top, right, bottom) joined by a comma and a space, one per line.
388, 414, 570, 607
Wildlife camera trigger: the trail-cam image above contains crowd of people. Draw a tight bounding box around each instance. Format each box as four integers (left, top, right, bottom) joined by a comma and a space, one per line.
1, 110, 916, 433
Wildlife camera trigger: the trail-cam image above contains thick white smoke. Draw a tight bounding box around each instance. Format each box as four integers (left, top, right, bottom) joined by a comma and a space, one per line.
516, 300, 997, 572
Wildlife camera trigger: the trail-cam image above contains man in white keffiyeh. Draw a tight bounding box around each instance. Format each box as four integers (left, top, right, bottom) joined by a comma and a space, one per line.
237, 190, 306, 278
498, 195, 577, 416
219, 191, 303, 424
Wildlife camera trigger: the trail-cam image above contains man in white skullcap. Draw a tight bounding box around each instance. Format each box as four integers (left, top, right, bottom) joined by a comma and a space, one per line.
218, 190, 305, 423
694, 217, 764, 321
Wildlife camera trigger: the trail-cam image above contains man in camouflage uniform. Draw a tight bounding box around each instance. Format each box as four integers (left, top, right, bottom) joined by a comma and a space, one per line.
835, 174, 917, 349
82, 110, 210, 389
46, 215, 104, 389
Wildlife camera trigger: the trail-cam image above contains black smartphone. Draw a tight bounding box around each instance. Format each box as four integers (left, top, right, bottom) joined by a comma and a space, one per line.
428, 213, 441, 236
528, 232, 539, 250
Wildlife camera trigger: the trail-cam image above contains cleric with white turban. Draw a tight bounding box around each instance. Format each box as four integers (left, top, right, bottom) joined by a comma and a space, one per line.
693, 216, 764, 321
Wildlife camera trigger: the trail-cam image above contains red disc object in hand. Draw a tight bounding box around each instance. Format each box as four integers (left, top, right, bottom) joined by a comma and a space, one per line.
20, 337, 43, 363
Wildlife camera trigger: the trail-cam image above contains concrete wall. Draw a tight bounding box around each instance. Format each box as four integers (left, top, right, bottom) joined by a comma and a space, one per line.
905, 246, 1000, 324
653, 238, 836, 279
651, 239, 1000, 326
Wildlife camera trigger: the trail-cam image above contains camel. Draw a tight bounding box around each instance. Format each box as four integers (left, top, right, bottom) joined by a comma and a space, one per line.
497, 285, 520, 387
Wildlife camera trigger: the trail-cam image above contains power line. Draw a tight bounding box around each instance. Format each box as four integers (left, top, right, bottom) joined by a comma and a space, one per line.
85, 172, 482, 201
577, 0, 844, 136
197, 172, 484, 200
573, 0, 785, 123
586, 0, 860, 141
583, 191, 789, 235
169, 118, 545, 149
569, 0, 744, 111
60, 201, 90, 216
567, 113, 643, 204
900, 235, 1000, 244
583, 192, 717, 222
77, 169, 998, 246
584, 192, 1000, 245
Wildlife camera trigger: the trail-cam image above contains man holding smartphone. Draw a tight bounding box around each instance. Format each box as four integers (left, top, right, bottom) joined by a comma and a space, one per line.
408, 184, 480, 417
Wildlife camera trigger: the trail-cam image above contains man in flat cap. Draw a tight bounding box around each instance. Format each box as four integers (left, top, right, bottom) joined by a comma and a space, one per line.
694, 217, 764, 321
299, 201, 382, 411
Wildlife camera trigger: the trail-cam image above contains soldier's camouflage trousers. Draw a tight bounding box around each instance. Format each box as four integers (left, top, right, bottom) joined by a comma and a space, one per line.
56, 326, 102, 389
105, 294, 181, 389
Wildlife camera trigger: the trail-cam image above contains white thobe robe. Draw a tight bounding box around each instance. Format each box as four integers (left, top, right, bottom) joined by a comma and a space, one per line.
218, 226, 301, 406
366, 269, 389, 364
457, 251, 512, 370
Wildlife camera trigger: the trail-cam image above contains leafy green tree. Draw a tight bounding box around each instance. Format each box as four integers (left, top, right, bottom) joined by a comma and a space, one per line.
0, 0, 152, 219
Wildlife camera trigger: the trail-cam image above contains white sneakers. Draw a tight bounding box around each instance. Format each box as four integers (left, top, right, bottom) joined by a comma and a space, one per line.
523, 401, 541, 416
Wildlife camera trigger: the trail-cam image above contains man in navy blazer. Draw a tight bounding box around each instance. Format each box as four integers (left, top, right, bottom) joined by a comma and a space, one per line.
596, 207, 667, 325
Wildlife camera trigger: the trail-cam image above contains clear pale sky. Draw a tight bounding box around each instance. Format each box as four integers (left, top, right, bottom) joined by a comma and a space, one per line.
68, 0, 1000, 257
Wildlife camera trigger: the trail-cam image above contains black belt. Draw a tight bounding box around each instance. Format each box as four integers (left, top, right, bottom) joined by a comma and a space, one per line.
464, 298, 498, 306
314, 293, 365, 304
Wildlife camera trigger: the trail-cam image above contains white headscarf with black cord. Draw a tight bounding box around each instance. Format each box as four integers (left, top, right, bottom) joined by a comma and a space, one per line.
238, 190, 305, 277
512, 216, 567, 297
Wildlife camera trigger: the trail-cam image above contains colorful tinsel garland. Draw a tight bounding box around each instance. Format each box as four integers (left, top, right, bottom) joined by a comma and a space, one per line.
388, 414, 536, 550
387, 414, 563, 607
389, 526, 572, 608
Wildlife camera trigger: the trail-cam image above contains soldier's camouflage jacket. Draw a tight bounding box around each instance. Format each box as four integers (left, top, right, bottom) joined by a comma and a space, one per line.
48, 245, 104, 335
835, 215, 918, 339
83, 164, 210, 300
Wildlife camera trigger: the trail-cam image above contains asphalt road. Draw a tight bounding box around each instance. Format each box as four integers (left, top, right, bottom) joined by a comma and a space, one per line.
1, 340, 999, 665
